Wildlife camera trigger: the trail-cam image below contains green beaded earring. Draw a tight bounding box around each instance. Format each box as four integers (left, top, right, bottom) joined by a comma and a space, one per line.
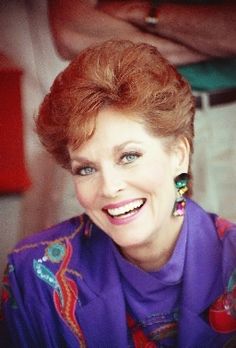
173, 173, 190, 217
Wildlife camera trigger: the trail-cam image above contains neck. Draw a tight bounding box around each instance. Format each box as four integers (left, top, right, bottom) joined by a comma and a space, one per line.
120, 216, 184, 272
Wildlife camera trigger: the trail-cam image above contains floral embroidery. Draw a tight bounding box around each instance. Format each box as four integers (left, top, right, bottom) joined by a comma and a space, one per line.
209, 268, 236, 333
127, 313, 158, 348
34, 238, 86, 347
46, 242, 66, 263
215, 217, 234, 239
33, 260, 64, 304
127, 309, 178, 347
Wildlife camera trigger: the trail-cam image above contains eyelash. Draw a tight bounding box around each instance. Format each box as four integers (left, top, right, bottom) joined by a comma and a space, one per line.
120, 151, 142, 164
72, 166, 95, 176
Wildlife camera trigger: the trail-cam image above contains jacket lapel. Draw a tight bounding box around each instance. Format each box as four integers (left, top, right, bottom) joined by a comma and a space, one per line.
76, 228, 129, 347
79, 286, 128, 347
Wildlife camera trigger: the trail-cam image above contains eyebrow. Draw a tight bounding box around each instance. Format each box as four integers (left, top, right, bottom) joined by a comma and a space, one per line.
70, 141, 144, 163
113, 141, 143, 153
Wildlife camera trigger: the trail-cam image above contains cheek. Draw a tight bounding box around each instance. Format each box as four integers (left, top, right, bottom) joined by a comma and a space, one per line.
137, 160, 174, 194
143, 164, 166, 186
74, 182, 96, 210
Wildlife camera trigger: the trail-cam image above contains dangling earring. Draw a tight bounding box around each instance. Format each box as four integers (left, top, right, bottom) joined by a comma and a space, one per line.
173, 173, 190, 217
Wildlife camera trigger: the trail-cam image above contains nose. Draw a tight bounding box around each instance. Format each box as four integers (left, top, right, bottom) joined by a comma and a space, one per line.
100, 166, 126, 198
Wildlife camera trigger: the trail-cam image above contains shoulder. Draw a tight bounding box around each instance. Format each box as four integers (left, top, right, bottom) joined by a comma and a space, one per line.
6, 214, 111, 287
6, 214, 99, 275
9, 215, 83, 256
213, 215, 236, 241
186, 199, 236, 280
207, 214, 236, 265
213, 216, 236, 283
187, 199, 236, 241
186, 200, 236, 334
14, 215, 84, 247
3, 214, 113, 315
1, 215, 111, 347
208, 216, 236, 334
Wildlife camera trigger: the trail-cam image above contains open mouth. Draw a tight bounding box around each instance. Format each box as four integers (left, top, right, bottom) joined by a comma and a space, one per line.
104, 199, 146, 218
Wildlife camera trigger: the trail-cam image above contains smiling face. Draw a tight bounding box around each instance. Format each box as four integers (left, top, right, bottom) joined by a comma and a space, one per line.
69, 107, 189, 255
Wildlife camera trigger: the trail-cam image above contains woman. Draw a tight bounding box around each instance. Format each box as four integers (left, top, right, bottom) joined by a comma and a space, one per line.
48, 0, 236, 223
1, 40, 236, 347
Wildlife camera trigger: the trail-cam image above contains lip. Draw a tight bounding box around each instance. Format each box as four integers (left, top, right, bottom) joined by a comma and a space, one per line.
102, 198, 146, 226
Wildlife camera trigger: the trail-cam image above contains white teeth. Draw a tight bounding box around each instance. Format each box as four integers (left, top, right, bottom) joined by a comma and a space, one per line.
107, 199, 144, 217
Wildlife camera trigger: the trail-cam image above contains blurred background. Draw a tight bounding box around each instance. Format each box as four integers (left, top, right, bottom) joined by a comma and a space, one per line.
1, 0, 236, 282
0, 0, 83, 281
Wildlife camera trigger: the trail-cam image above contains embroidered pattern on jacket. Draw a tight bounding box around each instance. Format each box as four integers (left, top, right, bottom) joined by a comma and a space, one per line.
33, 238, 86, 347
127, 309, 178, 347
127, 313, 158, 348
45, 242, 66, 263
12, 215, 86, 254
209, 268, 236, 333
1, 215, 87, 316
215, 217, 234, 239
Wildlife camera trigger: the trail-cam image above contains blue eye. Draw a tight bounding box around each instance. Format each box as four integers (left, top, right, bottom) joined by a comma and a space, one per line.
121, 152, 141, 164
74, 166, 95, 176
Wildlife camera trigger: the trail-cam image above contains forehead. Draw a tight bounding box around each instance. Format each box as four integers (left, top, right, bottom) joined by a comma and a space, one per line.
68, 107, 168, 157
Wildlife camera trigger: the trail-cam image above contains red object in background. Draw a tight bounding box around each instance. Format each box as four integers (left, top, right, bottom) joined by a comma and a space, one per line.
0, 53, 31, 193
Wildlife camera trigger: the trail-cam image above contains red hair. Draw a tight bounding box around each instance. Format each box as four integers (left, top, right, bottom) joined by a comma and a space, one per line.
36, 40, 195, 175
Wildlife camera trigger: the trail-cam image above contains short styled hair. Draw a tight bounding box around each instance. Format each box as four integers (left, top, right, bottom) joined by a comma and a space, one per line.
36, 40, 195, 172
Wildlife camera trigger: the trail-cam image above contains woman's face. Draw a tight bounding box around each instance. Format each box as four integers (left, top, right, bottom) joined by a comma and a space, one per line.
69, 107, 189, 251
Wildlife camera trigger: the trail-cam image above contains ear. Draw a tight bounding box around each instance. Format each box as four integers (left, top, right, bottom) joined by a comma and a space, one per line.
170, 137, 190, 176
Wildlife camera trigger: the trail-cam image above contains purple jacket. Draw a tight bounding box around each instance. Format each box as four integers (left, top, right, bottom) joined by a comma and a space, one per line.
1, 199, 236, 347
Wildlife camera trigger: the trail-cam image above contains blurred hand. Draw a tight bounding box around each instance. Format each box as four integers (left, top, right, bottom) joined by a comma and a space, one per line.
99, 1, 150, 28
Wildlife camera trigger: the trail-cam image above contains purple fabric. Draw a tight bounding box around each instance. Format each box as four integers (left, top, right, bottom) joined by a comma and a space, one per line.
111, 222, 187, 346
1, 199, 236, 347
